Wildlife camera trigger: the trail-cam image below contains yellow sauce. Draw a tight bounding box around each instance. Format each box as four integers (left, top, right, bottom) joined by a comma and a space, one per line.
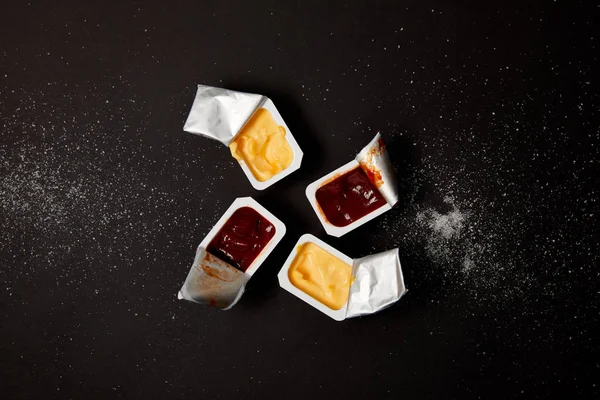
229, 108, 293, 182
288, 242, 353, 310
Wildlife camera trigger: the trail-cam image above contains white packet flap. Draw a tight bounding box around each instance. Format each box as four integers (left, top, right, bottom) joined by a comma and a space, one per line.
183, 85, 265, 146
178, 247, 249, 310
355, 132, 399, 206
346, 248, 406, 318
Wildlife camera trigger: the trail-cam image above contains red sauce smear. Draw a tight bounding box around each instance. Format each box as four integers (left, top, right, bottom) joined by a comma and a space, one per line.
360, 137, 386, 187
207, 207, 275, 272
315, 167, 386, 227
362, 165, 383, 188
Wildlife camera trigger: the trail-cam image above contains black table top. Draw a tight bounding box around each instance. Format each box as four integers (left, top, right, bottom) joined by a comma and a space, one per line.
1, 1, 597, 399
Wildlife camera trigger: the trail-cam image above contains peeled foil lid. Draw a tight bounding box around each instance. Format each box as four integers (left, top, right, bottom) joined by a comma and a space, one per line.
355, 133, 399, 206
178, 247, 249, 310
346, 248, 406, 319
183, 85, 265, 146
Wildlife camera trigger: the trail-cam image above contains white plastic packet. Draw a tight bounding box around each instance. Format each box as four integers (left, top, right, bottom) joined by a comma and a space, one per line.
183, 84, 303, 190
178, 197, 286, 309
278, 234, 406, 321
305, 133, 398, 237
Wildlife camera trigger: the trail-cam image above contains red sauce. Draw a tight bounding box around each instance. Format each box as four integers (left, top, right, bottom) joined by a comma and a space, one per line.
207, 207, 275, 272
315, 167, 386, 227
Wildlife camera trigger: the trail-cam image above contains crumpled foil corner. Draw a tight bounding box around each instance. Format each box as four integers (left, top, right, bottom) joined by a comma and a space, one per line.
183, 84, 265, 146
346, 248, 406, 318
178, 247, 249, 310
355, 132, 399, 206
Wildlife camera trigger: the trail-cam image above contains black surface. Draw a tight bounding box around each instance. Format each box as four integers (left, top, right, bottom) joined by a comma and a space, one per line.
1, 1, 598, 399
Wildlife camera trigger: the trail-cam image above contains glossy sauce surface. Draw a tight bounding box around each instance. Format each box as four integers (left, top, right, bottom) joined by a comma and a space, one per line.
288, 242, 353, 310
315, 166, 386, 227
207, 207, 275, 271
229, 108, 293, 182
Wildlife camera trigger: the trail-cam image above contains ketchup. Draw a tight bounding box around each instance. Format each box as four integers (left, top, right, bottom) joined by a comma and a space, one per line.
207, 207, 276, 272
315, 167, 385, 227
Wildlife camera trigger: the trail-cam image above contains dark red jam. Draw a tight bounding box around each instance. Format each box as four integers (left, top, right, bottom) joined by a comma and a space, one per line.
315, 167, 385, 227
207, 207, 276, 271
